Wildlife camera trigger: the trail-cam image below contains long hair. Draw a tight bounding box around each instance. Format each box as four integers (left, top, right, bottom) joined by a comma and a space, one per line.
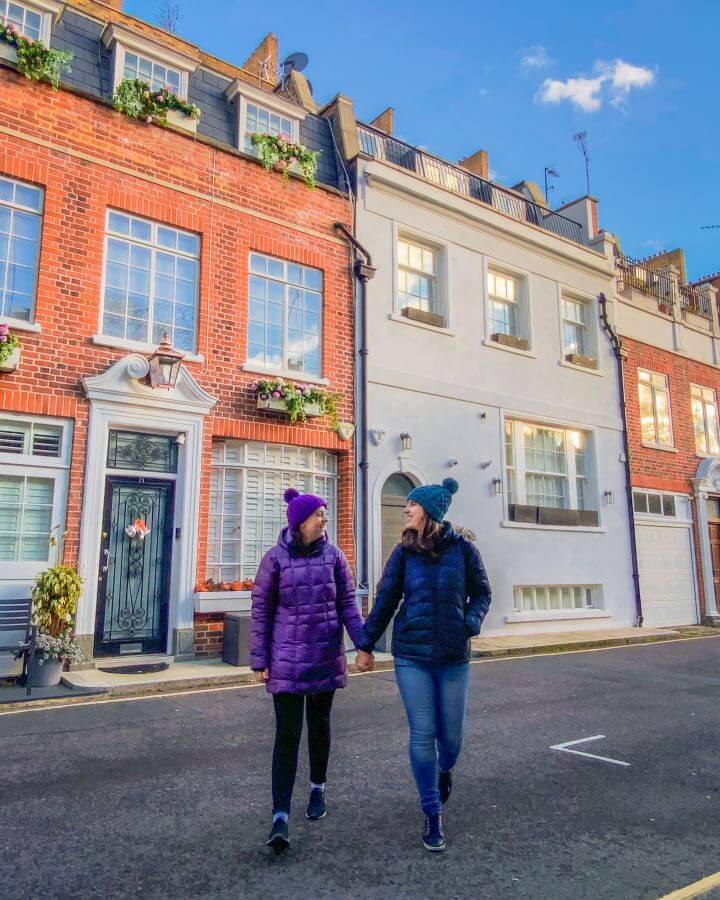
401, 515, 446, 560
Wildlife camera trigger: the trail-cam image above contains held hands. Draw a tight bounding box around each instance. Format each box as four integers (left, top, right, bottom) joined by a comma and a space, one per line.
355, 650, 375, 673
254, 668, 270, 683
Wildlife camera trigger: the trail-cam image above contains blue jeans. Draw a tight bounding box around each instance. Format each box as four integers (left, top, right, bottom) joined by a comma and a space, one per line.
394, 658, 471, 815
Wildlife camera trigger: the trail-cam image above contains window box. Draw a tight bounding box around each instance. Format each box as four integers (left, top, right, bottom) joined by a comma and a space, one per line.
578, 509, 599, 527
566, 353, 597, 370
166, 107, 199, 134
257, 396, 322, 417
194, 590, 252, 615
538, 507, 579, 526
0, 41, 17, 64
508, 503, 538, 523
0, 346, 20, 373
491, 332, 529, 351
401, 306, 445, 328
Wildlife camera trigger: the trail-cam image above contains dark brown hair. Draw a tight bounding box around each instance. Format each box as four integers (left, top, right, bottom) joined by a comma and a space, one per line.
402, 516, 446, 560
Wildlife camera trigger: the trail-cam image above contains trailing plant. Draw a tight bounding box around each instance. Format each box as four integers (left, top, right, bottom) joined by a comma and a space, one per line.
0, 323, 20, 366
0, 21, 72, 90
31, 559, 83, 638
112, 77, 200, 125
250, 133, 319, 188
253, 377, 340, 427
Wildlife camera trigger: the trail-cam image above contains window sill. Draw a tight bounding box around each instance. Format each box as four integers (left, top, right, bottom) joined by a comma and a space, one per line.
641, 442, 679, 454
241, 364, 329, 386
0, 318, 41, 334
194, 591, 251, 614
501, 520, 605, 533
388, 313, 455, 336
504, 610, 611, 624
91, 334, 204, 363
482, 338, 537, 359
559, 359, 603, 377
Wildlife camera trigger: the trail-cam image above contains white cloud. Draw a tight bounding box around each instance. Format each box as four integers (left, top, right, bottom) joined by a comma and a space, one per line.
538, 75, 605, 112
521, 45, 553, 71
537, 59, 655, 112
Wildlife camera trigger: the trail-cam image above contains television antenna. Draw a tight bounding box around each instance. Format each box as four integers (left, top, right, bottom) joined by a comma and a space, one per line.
544, 166, 559, 204
573, 131, 590, 195
700, 224, 720, 230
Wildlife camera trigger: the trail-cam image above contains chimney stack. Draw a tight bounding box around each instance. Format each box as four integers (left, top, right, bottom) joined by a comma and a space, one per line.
369, 107, 394, 135
458, 149, 489, 181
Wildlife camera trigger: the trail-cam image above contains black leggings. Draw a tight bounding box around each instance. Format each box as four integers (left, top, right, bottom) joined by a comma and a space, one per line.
272, 690, 335, 815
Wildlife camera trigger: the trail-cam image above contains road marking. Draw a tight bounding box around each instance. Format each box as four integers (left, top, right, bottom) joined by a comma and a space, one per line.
550, 734, 631, 767
0, 633, 717, 717
659, 870, 720, 899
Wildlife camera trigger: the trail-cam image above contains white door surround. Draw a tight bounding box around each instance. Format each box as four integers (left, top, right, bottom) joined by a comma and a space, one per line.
77, 355, 216, 660
693, 456, 720, 623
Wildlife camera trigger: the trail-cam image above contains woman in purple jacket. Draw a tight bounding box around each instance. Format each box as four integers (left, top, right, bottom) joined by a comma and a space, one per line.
250, 488, 372, 854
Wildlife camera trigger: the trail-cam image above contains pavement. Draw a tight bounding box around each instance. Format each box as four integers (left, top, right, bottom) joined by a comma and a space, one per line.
1, 635, 720, 899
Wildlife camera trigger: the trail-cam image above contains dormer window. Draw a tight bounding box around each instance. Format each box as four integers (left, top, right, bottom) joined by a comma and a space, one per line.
225, 80, 304, 157
101, 22, 198, 101
0, 0, 61, 46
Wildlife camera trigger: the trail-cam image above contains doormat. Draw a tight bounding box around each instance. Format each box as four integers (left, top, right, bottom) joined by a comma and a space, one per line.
97, 663, 170, 675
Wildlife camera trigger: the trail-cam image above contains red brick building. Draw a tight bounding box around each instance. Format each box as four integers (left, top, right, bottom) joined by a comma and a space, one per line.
614, 249, 720, 626
0, 0, 356, 664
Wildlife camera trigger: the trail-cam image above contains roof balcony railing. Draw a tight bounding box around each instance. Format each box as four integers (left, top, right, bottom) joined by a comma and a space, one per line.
616, 255, 713, 328
358, 124, 584, 247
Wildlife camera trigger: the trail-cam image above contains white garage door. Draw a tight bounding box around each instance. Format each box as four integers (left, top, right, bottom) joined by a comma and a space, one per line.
636, 523, 698, 626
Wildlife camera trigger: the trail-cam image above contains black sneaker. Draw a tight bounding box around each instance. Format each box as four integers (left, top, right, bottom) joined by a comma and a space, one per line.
422, 813, 446, 852
266, 817, 290, 854
439, 770, 453, 805
306, 787, 326, 820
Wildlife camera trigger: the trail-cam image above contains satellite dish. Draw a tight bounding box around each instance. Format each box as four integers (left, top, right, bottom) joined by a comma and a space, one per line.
282, 52, 309, 76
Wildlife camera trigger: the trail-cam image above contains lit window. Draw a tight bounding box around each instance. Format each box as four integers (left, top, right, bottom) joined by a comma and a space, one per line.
102, 211, 200, 351
248, 252, 322, 376
638, 370, 673, 447
208, 441, 337, 583
397, 238, 437, 315
0, 175, 43, 322
488, 270, 519, 337
690, 384, 720, 455
562, 296, 594, 361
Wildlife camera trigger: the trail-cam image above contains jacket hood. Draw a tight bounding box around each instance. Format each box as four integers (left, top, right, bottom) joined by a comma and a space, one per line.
279, 525, 328, 556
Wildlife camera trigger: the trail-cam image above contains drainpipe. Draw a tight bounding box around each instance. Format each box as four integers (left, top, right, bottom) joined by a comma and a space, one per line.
598, 292, 643, 626
333, 222, 376, 608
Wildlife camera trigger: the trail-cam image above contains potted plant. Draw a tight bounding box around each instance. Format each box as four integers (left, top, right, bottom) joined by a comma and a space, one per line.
0, 20, 72, 89
250, 133, 319, 188
27, 534, 84, 687
0, 323, 20, 372
253, 377, 339, 426
112, 78, 201, 133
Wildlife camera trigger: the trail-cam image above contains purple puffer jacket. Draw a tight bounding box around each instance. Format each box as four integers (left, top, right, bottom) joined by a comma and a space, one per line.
250, 528, 365, 694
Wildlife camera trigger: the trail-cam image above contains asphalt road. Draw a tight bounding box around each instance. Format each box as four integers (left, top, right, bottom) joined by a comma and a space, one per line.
2, 637, 720, 900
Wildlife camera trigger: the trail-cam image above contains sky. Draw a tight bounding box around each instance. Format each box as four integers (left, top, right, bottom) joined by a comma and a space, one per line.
126, 0, 720, 281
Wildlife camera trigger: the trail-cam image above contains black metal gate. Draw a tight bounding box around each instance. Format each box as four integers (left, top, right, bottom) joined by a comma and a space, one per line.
94, 477, 174, 656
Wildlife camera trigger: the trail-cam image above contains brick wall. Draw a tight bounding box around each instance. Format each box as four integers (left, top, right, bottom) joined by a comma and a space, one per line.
0, 67, 354, 656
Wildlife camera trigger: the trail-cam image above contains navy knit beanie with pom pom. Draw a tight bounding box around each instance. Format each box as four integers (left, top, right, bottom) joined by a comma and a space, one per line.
407, 478, 459, 523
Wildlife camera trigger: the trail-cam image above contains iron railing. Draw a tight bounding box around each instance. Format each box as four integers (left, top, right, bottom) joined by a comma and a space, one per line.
617, 255, 713, 325
680, 283, 712, 320
358, 124, 584, 247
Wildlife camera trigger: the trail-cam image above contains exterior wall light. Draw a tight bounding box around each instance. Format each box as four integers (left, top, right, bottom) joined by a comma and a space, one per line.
400, 433, 412, 453
492, 477, 503, 495
603, 489, 615, 505
145, 332, 184, 389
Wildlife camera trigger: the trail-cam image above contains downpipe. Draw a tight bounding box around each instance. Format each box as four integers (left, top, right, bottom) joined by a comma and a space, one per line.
598, 291, 644, 627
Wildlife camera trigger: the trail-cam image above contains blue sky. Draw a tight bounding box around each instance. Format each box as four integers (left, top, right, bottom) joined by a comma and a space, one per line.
126, 0, 720, 280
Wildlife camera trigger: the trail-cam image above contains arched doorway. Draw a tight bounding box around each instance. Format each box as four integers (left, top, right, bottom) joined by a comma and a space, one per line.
380, 472, 417, 566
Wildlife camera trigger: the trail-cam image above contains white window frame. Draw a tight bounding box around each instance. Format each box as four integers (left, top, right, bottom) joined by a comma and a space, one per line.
503, 417, 597, 514
391, 223, 449, 327
638, 369, 674, 449
0, 0, 61, 46
513, 584, 603, 614
98, 209, 201, 354
101, 23, 198, 100
558, 287, 600, 371
207, 440, 338, 585
0, 413, 71, 581
225, 80, 304, 155
0, 174, 43, 328
483, 257, 532, 352
690, 384, 720, 456
632, 489, 679, 519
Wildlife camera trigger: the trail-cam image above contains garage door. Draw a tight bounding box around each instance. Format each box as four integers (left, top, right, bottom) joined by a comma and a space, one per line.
636, 523, 698, 626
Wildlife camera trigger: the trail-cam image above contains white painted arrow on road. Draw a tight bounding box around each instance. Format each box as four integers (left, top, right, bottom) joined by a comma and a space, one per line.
550, 734, 631, 767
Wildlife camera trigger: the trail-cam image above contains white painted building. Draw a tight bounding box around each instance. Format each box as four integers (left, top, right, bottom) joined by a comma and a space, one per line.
344, 120, 638, 636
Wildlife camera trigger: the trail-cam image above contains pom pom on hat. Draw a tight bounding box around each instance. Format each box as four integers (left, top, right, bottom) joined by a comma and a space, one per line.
284, 488, 300, 504
442, 478, 459, 495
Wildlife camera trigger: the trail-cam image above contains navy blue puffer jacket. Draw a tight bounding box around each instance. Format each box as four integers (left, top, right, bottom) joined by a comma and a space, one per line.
358, 524, 492, 664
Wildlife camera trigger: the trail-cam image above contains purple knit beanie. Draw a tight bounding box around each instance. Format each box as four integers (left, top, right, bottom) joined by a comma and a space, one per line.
284, 488, 327, 531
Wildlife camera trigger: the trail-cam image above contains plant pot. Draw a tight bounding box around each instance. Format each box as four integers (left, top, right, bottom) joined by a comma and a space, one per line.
538, 507, 580, 526
256, 396, 322, 417
0, 346, 20, 373
401, 306, 446, 328
491, 333, 529, 351
28, 657, 63, 687
0, 41, 18, 65
166, 108, 198, 134
566, 353, 598, 370
509, 504, 538, 523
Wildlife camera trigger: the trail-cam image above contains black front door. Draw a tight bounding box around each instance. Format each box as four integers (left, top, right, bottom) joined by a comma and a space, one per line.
95, 477, 174, 656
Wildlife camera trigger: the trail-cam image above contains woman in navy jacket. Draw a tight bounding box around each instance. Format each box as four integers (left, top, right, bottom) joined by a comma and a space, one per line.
358, 478, 491, 852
